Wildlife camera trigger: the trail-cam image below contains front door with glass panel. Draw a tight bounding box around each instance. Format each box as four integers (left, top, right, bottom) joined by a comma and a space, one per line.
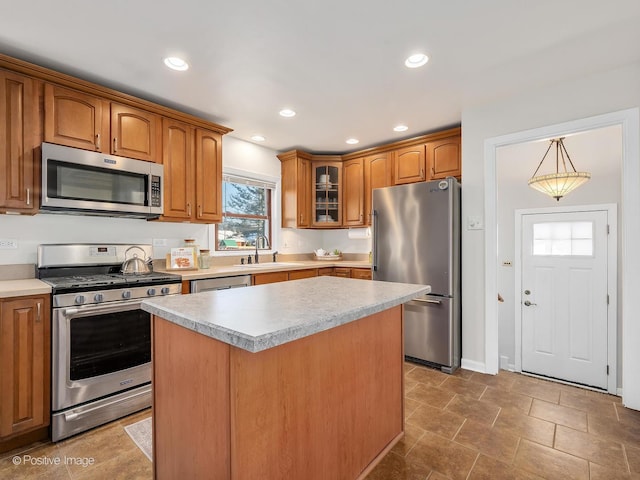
521, 210, 608, 389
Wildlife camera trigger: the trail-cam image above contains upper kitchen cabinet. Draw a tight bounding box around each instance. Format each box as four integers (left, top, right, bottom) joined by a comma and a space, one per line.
364, 152, 392, 225
426, 133, 461, 180
44, 84, 161, 162
393, 144, 426, 184
44, 84, 109, 152
278, 150, 312, 228
160, 118, 222, 223
342, 158, 365, 227
110, 103, 162, 162
312, 158, 342, 227
194, 128, 223, 223
0, 69, 40, 214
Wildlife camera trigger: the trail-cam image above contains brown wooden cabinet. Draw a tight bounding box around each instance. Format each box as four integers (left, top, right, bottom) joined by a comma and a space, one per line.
288, 269, 317, 280
364, 152, 392, 226
393, 144, 426, 184
342, 158, 364, 227
351, 268, 373, 280
160, 118, 222, 223
0, 69, 40, 214
110, 102, 161, 162
44, 84, 161, 162
278, 150, 312, 228
253, 271, 290, 285
0, 295, 50, 441
334, 267, 351, 278
427, 134, 461, 180
312, 160, 342, 227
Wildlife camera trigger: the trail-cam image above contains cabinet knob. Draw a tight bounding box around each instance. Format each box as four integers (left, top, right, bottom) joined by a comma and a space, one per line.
96, 133, 101, 150
198, 205, 203, 217
420, 168, 425, 179
113, 137, 118, 152
187, 203, 192, 216
36, 302, 41, 322
26, 188, 30, 206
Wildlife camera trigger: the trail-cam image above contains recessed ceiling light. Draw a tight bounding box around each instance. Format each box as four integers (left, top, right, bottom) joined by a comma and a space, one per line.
346, 138, 359, 145
404, 53, 429, 69
279, 109, 296, 118
163, 57, 189, 71
251, 135, 266, 142
393, 125, 409, 132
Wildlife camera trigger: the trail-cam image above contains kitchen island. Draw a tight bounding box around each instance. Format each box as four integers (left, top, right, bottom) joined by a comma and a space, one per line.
142, 276, 429, 480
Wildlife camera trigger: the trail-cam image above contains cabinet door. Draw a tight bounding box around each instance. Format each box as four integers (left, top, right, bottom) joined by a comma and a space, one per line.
334, 267, 351, 278
162, 118, 194, 220
194, 128, 222, 223
280, 153, 311, 228
312, 162, 342, 227
253, 272, 289, 285
342, 158, 364, 226
318, 267, 335, 276
44, 83, 108, 152
364, 152, 391, 225
393, 144, 426, 184
288, 269, 317, 280
111, 103, 161, 162
351, 268, 372, 280
0, 70, 39, 212
427, 135, 461, 180
0, 296, 50, 438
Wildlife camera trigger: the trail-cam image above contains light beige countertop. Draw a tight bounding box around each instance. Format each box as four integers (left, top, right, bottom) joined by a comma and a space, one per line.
0, 279, 52, 298
142, 276, 429, 353
156, 259, 372, 281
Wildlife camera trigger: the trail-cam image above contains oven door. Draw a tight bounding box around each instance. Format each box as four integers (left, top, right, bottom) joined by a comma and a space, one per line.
52, 299, 152, 411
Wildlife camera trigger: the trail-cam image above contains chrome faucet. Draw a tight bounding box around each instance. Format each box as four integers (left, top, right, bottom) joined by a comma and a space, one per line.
254, 234, 270, 264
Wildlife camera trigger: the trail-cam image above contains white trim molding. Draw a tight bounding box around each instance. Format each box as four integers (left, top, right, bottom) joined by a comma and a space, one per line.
483, 108, 639, 408
461, 358, 486, 373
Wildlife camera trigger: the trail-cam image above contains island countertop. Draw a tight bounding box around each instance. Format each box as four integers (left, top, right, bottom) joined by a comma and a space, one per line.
141, 276, 429, 353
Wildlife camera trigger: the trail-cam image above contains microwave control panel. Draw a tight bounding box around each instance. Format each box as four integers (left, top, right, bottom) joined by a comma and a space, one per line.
150, 176, 162, 207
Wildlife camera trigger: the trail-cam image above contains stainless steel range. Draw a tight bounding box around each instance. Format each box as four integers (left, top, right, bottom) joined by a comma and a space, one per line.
37, 243, 182, 441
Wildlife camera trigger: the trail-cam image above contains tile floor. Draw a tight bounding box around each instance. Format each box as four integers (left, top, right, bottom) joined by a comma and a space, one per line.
1, 365, 639, 479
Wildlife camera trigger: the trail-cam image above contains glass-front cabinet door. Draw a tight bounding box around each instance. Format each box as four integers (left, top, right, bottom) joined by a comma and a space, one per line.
312, 162, 342, 227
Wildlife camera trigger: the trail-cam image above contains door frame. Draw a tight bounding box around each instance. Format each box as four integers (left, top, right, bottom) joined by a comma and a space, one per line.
483, 107, 640, 408
514, 204, 617, 393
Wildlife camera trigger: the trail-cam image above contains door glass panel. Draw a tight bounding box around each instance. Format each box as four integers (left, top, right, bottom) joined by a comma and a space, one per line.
532, 221, 593, 256
69, 309, 150, 380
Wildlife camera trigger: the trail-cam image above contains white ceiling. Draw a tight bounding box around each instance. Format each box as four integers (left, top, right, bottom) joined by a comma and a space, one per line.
1, 1, 640, 154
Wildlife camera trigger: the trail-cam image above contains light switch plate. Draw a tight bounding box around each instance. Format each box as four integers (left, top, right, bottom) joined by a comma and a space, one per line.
467, 216, 484, 230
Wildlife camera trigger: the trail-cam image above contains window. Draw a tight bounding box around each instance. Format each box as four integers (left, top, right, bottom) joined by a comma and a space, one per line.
532, 221, 593, 256
215, 174, 274, 251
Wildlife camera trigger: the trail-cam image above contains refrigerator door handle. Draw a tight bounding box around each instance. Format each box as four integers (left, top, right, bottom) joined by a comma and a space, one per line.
372, 209, 379, 271
412, 298, 442, 305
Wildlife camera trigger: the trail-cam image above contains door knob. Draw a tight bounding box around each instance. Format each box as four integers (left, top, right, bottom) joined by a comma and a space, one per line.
524, 300, 537, 306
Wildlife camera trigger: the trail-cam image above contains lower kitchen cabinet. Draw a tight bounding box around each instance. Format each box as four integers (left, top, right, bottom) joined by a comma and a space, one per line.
0, 295, 50, 449
288, 269, 318, 280
351, 268, 373, 280
253, 271, 289, 285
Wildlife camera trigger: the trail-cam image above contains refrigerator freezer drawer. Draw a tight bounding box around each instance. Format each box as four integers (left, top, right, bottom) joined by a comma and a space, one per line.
404, 296, 457, 372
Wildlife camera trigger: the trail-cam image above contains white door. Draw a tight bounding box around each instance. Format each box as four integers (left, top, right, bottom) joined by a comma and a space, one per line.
521, 210, 609, 389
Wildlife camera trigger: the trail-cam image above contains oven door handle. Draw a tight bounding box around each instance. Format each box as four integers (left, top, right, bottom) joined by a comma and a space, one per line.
62, 298, 147, 318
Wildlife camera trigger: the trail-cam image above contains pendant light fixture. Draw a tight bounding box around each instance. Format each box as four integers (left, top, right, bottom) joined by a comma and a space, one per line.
528, 137, 591, 201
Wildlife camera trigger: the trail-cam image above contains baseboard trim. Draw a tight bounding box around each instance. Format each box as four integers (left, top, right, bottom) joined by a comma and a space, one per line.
461, 358, 486, 373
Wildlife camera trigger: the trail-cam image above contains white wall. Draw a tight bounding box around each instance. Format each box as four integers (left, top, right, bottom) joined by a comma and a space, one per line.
496, 127, 622, 378
461, 62, 640, 404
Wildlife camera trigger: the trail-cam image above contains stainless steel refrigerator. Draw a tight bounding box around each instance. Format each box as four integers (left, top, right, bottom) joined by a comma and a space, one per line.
372, 178, 461, 373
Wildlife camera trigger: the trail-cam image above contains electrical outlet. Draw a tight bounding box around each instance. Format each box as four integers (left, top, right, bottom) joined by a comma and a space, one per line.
152, 238, 168, 247
0, 239, 18, 249
502, 261, 512, 266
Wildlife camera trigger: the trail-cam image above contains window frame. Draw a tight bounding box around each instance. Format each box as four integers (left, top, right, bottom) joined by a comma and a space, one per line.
212, 170, 279, 254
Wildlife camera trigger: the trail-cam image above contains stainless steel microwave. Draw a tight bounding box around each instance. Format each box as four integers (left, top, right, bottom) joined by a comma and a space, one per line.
41, 142, 163, 218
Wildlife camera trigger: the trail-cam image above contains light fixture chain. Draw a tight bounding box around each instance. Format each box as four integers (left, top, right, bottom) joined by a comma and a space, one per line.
531, 140, 554, 177
558, 138, 579, 173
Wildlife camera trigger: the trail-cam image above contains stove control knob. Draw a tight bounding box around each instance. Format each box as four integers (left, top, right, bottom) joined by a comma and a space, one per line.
94, 293, 104, 303
161, 287, 171, 295
122, 290, 132, 299
147, 288, 157, 296
74, 295, 85, 305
